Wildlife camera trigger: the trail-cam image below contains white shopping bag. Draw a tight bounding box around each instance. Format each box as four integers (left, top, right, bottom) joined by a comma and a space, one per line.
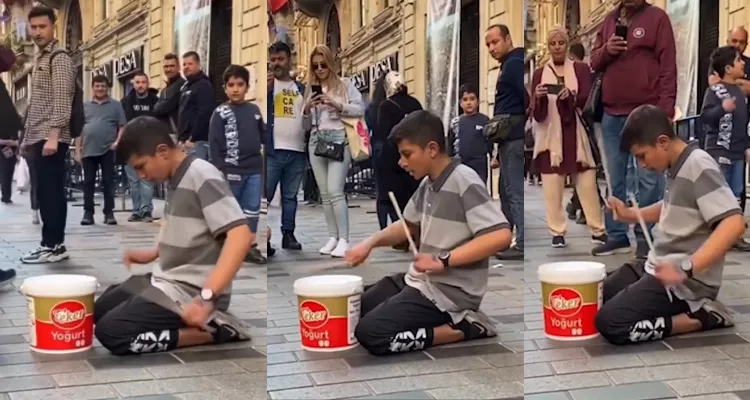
14, 157, 29, 191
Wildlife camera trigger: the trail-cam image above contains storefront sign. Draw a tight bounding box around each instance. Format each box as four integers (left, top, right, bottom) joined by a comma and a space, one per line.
114, 48, 143, 79
370, 53, 398, 84
91, 63, 113, 84
350, 69, 370, 92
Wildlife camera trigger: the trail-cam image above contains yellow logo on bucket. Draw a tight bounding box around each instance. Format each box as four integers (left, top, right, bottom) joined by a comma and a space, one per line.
49, 300, 87, 330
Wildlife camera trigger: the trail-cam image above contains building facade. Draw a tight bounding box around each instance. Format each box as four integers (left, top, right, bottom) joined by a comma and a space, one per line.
286, 0, 523, 117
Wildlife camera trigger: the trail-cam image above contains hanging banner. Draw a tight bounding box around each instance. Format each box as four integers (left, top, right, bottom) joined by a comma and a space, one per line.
667, 0, 698, 117
175, 0, 212, 74
426, 0, 461, 137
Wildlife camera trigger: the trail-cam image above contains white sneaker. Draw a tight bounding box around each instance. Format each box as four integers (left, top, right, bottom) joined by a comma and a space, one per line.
319, 237, 338, 255
330, 239, 349, 258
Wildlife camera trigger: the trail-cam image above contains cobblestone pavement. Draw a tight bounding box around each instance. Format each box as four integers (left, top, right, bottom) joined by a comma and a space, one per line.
525, 184, 750, 400
266, 197, 523, 399
0, 192, 266, 400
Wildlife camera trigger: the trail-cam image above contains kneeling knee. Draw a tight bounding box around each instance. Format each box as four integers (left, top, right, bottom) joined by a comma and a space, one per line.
355, 318, 389, 356
94, 319, 130, 356
595, 310, 630, 345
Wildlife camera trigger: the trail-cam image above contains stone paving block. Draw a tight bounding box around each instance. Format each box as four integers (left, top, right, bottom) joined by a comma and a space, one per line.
145, 360, 246, 379
355, 391, 434, 399
178, 389, 266, 400
606, 363, 707, 385
524, 393, 572, 400
568, 382, 676, 400
87, 353, 182, 370
0, 360, 90, 379
717, 343, 750, 359
172, 348, 264, 363
230, 358, 266, 373
365, 372, 470, 395
206, 372, 266, 391
0, 375, 56, 392
52, 367, 154, 386
682, 395, 741, 400
269, 382, 372, 399
124, 396, 180, 400
524, 372, 612, 394
398, 356, 492, 375
267, 353, 296, 365
458, 365, 523, 384
667, 373, 750, 396
344, 351, 432, 367
735, 391, 750, 399
524, 347, 589, 363
551, 354, 644, 374
267, 359, 348, 377
638, 347, 729, 366
666, 334, 749, 349
0, 335, 24, 345
266, 373, 314, 391
425, 343, 511, 359
311, 364, 406, 385
6, 384, 118, 400
525, 362, 554, 378
583, 342, 670, 357
478, 352, 523, 368
427, 382, 523, 399
112, 376, 221, 397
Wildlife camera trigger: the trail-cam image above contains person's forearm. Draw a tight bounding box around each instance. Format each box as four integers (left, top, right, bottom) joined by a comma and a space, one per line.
203, 225, 253, 294
691, 214, 745, 274
74, 137, 82, 153
115, 127, 124, 144
48, 128, 60, 141
620, 201, 662, 224
448, 228, 512, 268
365, 222, 412, 248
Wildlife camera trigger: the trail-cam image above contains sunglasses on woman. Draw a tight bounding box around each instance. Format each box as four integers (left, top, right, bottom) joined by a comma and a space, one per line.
314, 62, 328, 70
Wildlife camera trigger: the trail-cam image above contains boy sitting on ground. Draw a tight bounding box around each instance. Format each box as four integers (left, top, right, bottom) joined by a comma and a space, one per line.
345, 110, 512, 356
208, 64, 266, 264
94, 116, 253, 356
595, 105, 744, 345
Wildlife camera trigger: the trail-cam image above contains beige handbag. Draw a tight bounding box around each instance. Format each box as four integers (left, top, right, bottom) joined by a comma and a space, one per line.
341, 86, 371, 162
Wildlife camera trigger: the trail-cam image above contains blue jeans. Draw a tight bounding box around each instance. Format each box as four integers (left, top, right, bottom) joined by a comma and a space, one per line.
309, 129, 351, 240
266, 150, 307, 232
227, 173, 262, 234
499, 139, 524, 249
125, 165, 153, 216
721, 160, 745, 201
188, 141, 209, 161
601, 113, 665, 244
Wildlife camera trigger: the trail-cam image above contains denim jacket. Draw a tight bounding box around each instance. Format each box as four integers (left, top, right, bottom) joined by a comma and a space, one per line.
266, 80, 305, 156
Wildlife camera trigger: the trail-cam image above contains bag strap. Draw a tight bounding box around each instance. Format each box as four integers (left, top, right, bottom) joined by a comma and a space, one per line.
387, 98, 405, 115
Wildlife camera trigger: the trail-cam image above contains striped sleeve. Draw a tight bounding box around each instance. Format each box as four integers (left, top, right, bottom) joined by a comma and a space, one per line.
461, 181, 508, 236
194, 166, 248, 236
693, 166, 742, 227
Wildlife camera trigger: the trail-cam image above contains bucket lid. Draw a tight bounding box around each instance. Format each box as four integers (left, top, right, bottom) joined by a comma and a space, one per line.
294, 275, 364, 297
537, 262, 606, 284
22, 275, 98, 297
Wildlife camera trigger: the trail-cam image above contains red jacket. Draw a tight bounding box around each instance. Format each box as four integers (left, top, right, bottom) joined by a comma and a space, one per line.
590, 3, 677, 119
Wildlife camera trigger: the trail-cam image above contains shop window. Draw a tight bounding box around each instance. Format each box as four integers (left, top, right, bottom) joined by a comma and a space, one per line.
358, 0, 365, 28
101, 0, 109, 21
209, 0, 233, 105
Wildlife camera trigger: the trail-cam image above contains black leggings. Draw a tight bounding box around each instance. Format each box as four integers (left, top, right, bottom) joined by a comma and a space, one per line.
355, 273, 452, 356
94, 275, 184, 356
595, 260, 690, 345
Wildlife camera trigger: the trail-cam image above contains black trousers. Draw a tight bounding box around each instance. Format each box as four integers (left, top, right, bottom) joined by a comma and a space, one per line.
26, 153, 39, 210
94, 275, 184, 356
595, 259, 690, 345
31, 141, 68, 247
0, 147, 15, 202
82, 151, 115, 214
355, 273, 452, 356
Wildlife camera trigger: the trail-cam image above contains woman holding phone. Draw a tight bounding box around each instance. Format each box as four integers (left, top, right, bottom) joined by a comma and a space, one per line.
531, 26, 606, 249
302, 45, 365, 258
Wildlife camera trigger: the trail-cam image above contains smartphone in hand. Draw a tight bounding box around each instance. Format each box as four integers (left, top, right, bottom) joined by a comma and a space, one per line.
615, 25, 628, 40
312, 85, 323, 97
545, 84, 563, 95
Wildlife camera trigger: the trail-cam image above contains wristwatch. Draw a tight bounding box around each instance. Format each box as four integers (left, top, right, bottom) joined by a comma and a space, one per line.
200, 288, 216, 304
436, 252, 451, 269
680, 259, 694, 279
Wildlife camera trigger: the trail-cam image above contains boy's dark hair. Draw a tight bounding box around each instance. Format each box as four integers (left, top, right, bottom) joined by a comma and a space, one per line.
459, 83, 479, 100
164, 53, 179, 62
388, 110, 446, 152
710, 46, 739, 78
183, 51, 200, 63
269, 42, 292, 57
223, 65, 249, 85
28, 6, 56, 23
116, 116, 177, 162
619, 104, 676, 152
91, 75, 110, 87
569, 42, 586, 61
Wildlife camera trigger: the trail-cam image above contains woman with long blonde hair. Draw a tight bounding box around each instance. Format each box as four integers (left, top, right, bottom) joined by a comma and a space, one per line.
302, 45, 365, 258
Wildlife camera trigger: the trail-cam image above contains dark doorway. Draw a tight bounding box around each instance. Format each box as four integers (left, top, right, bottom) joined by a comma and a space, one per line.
326, 5, 341, 57
65, 0, 83, 87
697, 0, 719, 111
458, 0, 480, 115
209, 0, 233, 106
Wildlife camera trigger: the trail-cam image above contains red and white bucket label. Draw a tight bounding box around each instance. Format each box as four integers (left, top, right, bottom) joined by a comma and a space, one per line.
28, 296, 94, 352
542, 282, 602, 338
298, 295, 361, 350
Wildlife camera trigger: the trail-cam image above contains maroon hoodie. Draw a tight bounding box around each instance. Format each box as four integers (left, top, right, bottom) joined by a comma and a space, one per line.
0, 45, 15, 73
590, 3, 677, 119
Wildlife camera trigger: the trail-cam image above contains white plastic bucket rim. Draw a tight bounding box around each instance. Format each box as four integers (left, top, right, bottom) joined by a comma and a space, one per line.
537, 261, 606, 285
294, 275, 364, 297
21, 275, 99, 298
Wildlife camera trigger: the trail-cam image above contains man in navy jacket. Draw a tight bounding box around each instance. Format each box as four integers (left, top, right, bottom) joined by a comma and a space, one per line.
487, 24, 524, 260
178, 51, 214, 160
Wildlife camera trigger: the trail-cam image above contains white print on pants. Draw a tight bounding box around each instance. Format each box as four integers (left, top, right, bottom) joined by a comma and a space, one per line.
128, 330, 171, 353
389, 328, 427, 353
628, 317, 666, 343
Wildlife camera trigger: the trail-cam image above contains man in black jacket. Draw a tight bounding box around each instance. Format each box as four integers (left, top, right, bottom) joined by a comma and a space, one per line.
178, 51, 214, 160
121, 72, 158, 222
486, 24, 524, 261
152, 53, 185, 141
0, 44, 20, 284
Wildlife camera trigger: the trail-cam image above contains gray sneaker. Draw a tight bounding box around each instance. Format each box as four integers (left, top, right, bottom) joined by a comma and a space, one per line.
464, 310, 497, 339
701, 300, 735, 330
211, 310, 252, 341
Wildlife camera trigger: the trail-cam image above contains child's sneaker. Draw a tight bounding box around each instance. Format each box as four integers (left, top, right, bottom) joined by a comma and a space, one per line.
695, 300, 734, 330
461, 310, 497, 340
210, 310, 252, 343
0, 269, 16, 287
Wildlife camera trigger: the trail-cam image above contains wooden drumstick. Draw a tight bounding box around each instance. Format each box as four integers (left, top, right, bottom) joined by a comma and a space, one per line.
388, 192, 418, 256
627, 193, 654, 252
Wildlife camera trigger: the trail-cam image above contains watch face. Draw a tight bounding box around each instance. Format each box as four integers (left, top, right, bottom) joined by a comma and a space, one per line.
201, 288, 213, 301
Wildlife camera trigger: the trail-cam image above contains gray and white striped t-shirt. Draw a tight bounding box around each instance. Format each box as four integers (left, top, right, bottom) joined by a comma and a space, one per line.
645, 143, 741, 311
402, 160, 510, 323
151, 156, 248, 308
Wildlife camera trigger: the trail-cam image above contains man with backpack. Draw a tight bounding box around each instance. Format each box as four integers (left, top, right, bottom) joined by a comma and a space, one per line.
20, 6, 81, 264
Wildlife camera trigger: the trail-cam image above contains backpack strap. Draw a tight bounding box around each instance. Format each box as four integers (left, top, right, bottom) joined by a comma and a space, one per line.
48, 49, 67, 69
